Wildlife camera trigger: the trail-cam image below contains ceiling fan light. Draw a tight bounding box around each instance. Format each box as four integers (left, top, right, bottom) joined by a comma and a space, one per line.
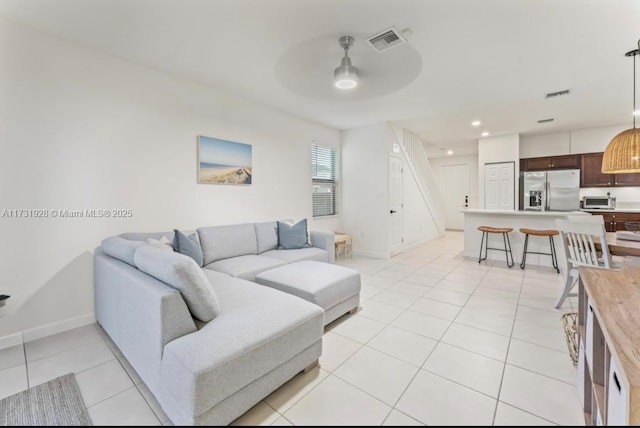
334, 35, 359, 90
334, 58, 359, 89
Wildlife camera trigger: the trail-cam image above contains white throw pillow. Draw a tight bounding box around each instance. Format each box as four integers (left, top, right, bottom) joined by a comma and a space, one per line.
147, 236, 172, 250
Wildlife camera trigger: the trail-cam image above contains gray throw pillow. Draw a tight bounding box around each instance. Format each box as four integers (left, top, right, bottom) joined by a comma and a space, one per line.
173, 229, 204, 267
134, 245, 220, 322
277, 219, 311, 250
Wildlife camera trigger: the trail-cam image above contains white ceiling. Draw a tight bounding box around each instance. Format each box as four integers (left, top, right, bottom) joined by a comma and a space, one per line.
1, 0, 639, 158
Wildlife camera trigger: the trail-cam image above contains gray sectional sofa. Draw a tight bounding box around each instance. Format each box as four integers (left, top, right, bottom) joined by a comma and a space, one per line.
94, 221, 336, 425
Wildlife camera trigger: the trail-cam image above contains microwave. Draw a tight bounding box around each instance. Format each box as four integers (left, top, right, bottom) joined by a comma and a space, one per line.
582, 196, 616, 209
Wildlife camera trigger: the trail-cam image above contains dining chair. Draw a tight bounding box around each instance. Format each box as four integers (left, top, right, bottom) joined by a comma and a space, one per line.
554, 218, 615, 309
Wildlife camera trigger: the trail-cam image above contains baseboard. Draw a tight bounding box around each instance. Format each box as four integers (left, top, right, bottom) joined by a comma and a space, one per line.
0, 332, 23, 350
22, 312, 96, 343
399, 237, 430, 252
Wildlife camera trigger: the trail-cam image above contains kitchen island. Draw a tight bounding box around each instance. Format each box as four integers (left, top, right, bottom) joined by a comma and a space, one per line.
463, 209, 589, 269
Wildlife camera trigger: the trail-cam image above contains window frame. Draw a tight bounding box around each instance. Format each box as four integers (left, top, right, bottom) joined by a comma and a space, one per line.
311, 144, 339, 218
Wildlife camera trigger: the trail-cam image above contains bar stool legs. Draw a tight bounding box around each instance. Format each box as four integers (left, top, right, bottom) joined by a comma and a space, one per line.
477, 226, 515, 268
518, 228, 560, 273
519, 234, 530, 270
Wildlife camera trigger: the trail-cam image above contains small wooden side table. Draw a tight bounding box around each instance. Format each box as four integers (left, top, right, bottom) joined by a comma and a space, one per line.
334, 232, 352, 259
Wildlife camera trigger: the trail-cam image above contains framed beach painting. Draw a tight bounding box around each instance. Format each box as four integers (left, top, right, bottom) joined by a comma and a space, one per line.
197, 136, 252, 185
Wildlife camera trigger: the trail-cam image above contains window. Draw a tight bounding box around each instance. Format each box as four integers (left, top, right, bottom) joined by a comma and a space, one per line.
312, 144, 338, 217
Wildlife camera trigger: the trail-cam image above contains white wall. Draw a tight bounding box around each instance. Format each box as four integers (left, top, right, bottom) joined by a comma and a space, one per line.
520, 132, 570, 158
341, 123, 441, 258
570, 124, 627, 154
429, 155, 480, 209
0, 18, 341, 338
341, 124, 390, 258
478, 134, 520, 209
399, 151, 440, 248
520, 124, 628, 157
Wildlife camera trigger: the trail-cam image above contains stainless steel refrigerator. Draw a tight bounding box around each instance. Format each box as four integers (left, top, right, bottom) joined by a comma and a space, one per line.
521, 169, 580, 211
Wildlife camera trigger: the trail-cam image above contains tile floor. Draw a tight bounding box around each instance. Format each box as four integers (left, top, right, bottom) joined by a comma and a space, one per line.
0, 231, 584, 425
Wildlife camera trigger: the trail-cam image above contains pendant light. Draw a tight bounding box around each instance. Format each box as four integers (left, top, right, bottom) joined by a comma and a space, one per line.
602, 39, 640, 173
334, 36, 359, 90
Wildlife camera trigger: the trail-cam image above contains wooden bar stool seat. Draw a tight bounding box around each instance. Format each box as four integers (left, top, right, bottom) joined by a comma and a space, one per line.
519, 227, 560, 273
477, 226, 514, 268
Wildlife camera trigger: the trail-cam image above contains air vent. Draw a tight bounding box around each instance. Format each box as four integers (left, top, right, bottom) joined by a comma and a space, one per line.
545, 89, 570, 99
366, 27, 407, 52
538, 118, 555, 123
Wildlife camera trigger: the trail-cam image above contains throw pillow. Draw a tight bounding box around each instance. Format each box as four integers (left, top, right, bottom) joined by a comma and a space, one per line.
134, 245, 220, 322
277, 219, 311, 250
101, 236, 146, 267
147, 236, 172, 250
173, 229, 204, 267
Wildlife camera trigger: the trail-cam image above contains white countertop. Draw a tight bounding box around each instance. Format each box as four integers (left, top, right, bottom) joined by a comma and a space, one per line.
462, 209, 587, 216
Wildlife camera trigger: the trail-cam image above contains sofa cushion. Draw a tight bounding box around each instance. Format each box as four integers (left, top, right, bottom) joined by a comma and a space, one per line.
101, 236, 146, 267
134, 245, 220, 322
261, 247, 328, 264
160, 276, 324, 418
254, 221, 278, 253
201, 268, 232, 283
205, 255, 286, 281
173, 229, 204, 267
254, 260, 361, 311
197, 224, 258, 265
277, 219, 311, 250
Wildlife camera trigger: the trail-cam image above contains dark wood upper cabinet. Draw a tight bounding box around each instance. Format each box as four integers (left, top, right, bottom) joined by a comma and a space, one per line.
522, 157, 553, 170
550, 154, 579, 169
523, 152, 640, 188
578, 152, 640, 187
521, 154, 579, 171
580, 152, 614, 187
612, 171, 640, 187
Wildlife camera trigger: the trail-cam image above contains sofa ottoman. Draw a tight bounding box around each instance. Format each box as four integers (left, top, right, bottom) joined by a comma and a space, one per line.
254, 260, 361, 325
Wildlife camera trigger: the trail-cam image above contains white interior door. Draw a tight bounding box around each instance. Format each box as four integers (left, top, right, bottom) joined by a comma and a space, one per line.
440, 163, 469, 230
389, 155, 404, 255
485, 162, 515, 210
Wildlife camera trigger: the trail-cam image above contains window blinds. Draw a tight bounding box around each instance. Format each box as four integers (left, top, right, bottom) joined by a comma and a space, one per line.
312, 144, 337, 217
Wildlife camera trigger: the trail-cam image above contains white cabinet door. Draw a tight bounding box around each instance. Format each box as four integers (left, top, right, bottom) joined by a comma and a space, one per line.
484, 162, 514, 210
608, 356, 629, 425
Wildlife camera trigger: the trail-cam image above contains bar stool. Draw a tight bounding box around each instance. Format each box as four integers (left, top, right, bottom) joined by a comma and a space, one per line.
519, 228, 560, 273
477, 226, 514, 268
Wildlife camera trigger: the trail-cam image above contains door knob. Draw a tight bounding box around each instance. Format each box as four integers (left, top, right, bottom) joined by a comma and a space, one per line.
390, 210, 397, 214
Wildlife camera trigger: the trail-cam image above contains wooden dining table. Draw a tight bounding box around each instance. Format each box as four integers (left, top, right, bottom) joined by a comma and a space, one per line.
599, 232, 640, 257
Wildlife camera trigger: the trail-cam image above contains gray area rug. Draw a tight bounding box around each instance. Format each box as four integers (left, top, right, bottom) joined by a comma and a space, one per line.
0, 373, 92, 426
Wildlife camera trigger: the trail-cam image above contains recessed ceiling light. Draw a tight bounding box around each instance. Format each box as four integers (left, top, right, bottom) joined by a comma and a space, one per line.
481, 131, 490, 137
634, 110, 640, 116
447, 150, 454, 155
471, 120, 481, 127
